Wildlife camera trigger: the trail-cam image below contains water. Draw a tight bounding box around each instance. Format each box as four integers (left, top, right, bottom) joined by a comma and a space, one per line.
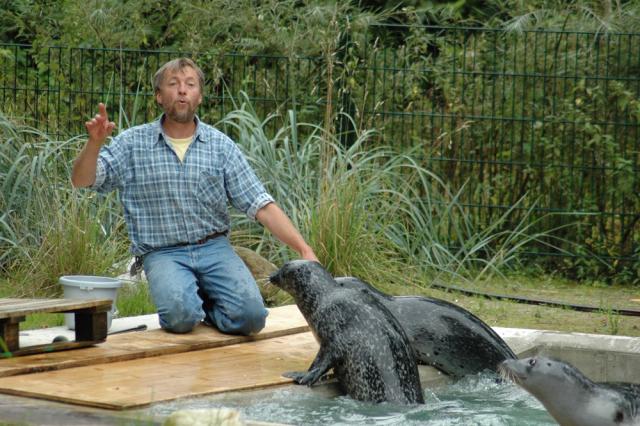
148, 373, 556, 425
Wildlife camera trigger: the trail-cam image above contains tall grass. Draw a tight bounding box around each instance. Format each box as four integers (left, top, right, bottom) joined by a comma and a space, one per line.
10, 191, 128, 297
221, 95, 563, 290
1, 95, 563, 300
0, 113, 71, 267
0, 114, 128, 297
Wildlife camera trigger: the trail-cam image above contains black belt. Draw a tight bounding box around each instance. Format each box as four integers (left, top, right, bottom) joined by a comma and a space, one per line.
175, 230, 227, 247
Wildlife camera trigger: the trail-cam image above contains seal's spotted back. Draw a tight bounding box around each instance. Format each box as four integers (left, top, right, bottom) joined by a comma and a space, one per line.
335, 276, 516, 378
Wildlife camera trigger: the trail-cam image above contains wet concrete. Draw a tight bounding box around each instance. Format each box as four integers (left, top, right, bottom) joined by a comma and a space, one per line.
0, 393, 160, 425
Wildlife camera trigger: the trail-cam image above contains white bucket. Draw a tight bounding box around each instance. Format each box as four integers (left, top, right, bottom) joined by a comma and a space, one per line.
59, 275, 122, 330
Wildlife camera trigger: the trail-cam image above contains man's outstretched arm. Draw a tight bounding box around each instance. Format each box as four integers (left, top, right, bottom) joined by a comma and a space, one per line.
255, 202, 319, 262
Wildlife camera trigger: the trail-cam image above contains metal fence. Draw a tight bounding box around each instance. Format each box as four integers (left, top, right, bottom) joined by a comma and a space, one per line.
0, 25, 638, 269
356, 26, 639, 269
0, 45, 325, 137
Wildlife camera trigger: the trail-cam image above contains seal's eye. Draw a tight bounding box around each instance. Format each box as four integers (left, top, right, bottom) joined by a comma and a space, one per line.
528, 358, 537, 367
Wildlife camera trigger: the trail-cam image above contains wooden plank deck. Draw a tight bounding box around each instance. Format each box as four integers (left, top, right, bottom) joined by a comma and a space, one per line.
0, 331, 318, 410
0, 304, 310, 378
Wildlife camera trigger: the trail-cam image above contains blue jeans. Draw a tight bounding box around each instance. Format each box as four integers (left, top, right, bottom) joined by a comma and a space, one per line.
142, 236, 268, 335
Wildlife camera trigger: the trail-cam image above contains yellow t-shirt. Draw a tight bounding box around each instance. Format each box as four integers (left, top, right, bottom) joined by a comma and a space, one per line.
166, 136, 193, 162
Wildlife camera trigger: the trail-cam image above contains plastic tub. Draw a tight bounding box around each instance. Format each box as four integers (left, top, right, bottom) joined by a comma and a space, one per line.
59, 275, 122, 330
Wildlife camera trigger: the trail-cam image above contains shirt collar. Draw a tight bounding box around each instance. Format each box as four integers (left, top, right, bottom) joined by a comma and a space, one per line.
153, 114, 207, 145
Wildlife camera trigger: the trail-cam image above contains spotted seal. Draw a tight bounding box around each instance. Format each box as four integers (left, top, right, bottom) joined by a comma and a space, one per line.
269, 260, 424, 404
335, 276, 516, 378
499, 356, 640, 426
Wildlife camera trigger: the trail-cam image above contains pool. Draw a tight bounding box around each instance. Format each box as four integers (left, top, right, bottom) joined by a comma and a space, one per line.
148, 372, 555, 425
142, 327, 640, 425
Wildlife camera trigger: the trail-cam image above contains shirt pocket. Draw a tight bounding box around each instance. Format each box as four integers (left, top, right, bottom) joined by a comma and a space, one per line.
197, 170, 226, 207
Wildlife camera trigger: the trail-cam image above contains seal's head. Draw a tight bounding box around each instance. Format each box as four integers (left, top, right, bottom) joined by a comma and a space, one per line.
269, 260, 335, 308
499, 356, 631, 426
499, 356, 592, 395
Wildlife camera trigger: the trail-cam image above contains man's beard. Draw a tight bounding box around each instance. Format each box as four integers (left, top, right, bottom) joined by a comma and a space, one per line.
165, 101, 196, 123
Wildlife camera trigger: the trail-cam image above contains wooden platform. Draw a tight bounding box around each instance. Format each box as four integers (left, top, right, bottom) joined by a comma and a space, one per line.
0, 298, 113, 357
0, 305, 317, 409
0, 303, 309, 378
0, 332, 318, 410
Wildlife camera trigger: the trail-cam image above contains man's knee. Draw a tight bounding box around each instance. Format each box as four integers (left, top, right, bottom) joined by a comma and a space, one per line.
238, 303, 268, 335
159, 308, 202, 334
217, 299, 268, 336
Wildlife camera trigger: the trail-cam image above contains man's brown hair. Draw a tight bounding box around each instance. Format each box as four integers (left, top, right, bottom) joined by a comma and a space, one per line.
153, 58, 205, 94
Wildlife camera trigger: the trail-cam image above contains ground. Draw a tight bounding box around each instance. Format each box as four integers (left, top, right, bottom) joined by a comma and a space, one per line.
408, 274, 640, 337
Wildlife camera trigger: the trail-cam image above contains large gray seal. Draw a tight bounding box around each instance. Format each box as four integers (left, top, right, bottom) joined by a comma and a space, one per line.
499, 356, 640, 426
335, 276, 516, 378
269, 260, 424, 404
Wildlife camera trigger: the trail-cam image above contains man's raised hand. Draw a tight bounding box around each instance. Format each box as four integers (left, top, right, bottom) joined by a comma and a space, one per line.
85, 103, 115, 144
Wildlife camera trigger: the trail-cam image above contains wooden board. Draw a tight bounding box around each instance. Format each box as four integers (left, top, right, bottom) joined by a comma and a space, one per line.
0, 332, 319, 410
0, 304, 309, 378
0, 298, 113, 355
0, 298, 112, 318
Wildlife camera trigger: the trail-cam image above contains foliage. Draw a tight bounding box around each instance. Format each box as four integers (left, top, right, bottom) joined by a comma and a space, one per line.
220, 101, 410, 286
116, 281, 156, 318
0, 2, 638, 284
0, 115, 127, 296
372, 0, 640, 31
499, 0, 640, 33
0, 114, 72, 268
9, 190, 128, 297
0, 0, 380, 56
220, 95, 562, 289
343, 24, 640, 283
2, 1, 640, 53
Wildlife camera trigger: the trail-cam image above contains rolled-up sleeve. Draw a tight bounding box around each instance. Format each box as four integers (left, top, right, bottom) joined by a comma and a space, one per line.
247, 193, 274, 219
91, 136, 126, 193
92, 158, 108, 189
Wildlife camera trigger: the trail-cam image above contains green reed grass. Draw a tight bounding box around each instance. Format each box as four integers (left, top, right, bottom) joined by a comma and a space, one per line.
221, 94, 562, 290
116, 280, 156, 318
2, 95, 562, 303
10, 190, 128, 297
1, 115, 128, 296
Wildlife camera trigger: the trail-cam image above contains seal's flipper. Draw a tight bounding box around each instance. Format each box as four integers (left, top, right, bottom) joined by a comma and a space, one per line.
283, 367, 326, 386
282, 371, 308, 384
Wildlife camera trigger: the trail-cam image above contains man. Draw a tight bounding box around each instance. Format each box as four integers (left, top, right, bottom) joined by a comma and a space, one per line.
71, 57, 318, 335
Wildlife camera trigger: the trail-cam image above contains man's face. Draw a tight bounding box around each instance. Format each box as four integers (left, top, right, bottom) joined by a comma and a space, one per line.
156, 66, 203, 123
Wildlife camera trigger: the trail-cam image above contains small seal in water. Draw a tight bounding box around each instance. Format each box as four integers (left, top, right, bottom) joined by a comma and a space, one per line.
269, 260, 424, 404
499, 356, 640, 426
335, 276, 516, 378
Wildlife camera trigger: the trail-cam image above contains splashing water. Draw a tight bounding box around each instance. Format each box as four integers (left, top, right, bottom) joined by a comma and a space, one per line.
148, 373, 556, 425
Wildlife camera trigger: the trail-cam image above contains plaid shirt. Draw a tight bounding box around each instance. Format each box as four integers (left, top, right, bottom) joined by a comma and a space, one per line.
93, 115, 274, 255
